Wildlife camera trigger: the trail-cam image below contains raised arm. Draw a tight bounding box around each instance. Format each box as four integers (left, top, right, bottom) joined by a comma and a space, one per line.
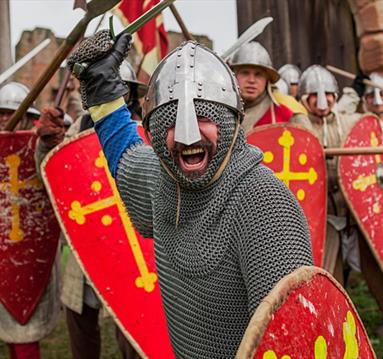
69, 33, 160, 237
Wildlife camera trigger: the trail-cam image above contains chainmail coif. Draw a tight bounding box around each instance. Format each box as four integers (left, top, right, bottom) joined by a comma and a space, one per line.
149, 99, 237, 190
116, 112, 313, 358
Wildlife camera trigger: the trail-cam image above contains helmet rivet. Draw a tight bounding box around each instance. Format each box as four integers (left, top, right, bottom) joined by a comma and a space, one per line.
222, 87, 226, 91
169, 95, 174, 99
145, 97, 149, 101
197, 93, 202, 97
190, 65, 194, 68
169, 88, 173, 93
177, 64, 181, 68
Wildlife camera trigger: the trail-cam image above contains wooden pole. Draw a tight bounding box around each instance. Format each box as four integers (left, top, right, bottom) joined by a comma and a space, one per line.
325, 146, 383, 156
0, 0, 12, 74
326, 65, 383, 91
5, 0, 121, 131
169, 4, 194, 41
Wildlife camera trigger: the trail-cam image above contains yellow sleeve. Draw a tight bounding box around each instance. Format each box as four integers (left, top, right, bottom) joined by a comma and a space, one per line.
89, 97, 125, 123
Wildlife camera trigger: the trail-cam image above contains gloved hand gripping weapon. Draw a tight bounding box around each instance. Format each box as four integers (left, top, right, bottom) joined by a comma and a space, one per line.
67, 0, 175, 109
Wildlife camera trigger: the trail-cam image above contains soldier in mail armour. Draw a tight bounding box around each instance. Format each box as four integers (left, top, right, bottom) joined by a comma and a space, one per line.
298, 65, 361, 282
70, 34, 313, 358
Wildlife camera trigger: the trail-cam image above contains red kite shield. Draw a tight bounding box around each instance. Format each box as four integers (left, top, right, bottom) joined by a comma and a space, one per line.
42, 129, 174, 359
247, 124, 327, 266
236, 266, 376, 359
0, 131, 60, 324
339, 114, 383, 273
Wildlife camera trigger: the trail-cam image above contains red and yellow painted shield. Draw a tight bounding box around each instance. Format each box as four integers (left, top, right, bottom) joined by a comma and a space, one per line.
247, 124, 327, 266
338, 115, 383, 273
236, 266, 376, 358
0, 131, 60, 324
42, 129, 174, 359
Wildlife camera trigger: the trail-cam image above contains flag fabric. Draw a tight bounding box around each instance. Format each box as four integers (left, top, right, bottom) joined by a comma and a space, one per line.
112, 0, 169, 80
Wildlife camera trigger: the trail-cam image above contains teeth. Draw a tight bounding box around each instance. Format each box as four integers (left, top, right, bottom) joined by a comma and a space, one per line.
182, 147, 204, 156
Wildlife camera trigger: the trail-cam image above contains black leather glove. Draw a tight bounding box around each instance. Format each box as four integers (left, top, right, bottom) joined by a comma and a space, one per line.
69, 32, 132, 109
352, 72, 369, 98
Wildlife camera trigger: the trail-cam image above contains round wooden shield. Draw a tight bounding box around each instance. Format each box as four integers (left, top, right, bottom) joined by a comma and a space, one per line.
236, 266, 376, 359
247, 124, 327, 266
41, 129, 174, 359
0, 131, 60, 324
338, 115, 383, 273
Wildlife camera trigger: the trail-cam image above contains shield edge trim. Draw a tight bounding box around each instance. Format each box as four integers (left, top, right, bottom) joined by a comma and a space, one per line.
337, 115, 383, 275
235, 265, 376, 359
40, 128, 149, 359
247, 123, 328, 268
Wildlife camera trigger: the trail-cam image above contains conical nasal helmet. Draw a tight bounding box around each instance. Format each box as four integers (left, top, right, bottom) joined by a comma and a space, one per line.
119, 60, 148, 99
278, 64, 301, 85
298, 65, 338, 110
143, 41, 244, 146
364, 72, 383, 106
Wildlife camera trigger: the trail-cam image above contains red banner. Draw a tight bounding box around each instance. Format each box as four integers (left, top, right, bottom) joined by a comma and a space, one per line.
42, 128, 174, 359
247, 124, 327, 266
339, 114, 383, 272
113, 0, 168, 77
0, 131, 60, 324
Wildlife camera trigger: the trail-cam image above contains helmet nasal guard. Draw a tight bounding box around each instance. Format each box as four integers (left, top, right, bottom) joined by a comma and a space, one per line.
143, 41, 244, 146
298, 65, 338, 110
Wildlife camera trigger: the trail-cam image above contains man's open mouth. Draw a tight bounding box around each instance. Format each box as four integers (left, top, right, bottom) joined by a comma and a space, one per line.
178, 145, 209, 175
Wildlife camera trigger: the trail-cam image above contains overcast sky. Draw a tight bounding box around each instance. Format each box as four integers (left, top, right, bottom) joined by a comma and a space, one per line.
9, 0, 238, 58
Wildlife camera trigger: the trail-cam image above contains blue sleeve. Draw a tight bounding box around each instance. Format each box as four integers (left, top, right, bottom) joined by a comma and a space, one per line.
94, 104, 143, 178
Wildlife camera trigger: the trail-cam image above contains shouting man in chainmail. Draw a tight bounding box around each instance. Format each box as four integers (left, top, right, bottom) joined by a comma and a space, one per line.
69, 33, 313, 358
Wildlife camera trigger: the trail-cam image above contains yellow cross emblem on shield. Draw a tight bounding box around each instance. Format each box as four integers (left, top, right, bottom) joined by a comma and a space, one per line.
351, 131, 382, 214
68, 151, 157, 293
262, 130, 318, 201
0, 154, 41, 242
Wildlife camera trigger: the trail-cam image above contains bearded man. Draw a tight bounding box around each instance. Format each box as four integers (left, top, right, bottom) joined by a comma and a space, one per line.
70, 34, 313, 358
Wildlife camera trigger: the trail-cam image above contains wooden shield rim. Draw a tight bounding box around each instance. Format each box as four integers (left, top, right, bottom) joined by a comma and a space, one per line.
235, 266, 376, 359
247, 123, 328, 267
41, 128, 149, 359
338, 114, 383, 274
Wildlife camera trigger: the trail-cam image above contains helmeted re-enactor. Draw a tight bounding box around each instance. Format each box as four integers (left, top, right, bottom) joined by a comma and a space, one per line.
278, 64, 302, 98
298, 65, 361, 280
362, 72, 383, 120
228, 41, 309, 135
72, 34, 313, 358
0, 82, 60, 359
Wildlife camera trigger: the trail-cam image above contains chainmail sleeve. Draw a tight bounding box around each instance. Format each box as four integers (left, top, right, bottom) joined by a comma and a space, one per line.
235, 164, 313, 315
116, 143, 160, 238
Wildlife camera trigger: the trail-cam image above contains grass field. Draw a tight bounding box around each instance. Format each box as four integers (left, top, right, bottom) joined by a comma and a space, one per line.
0, 271, 381, 358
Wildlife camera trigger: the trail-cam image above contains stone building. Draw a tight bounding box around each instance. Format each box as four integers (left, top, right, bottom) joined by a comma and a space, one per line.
12, 27, 213, 112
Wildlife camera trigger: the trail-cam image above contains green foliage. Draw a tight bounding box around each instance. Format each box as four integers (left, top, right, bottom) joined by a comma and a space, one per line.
347, 272, 383, 358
